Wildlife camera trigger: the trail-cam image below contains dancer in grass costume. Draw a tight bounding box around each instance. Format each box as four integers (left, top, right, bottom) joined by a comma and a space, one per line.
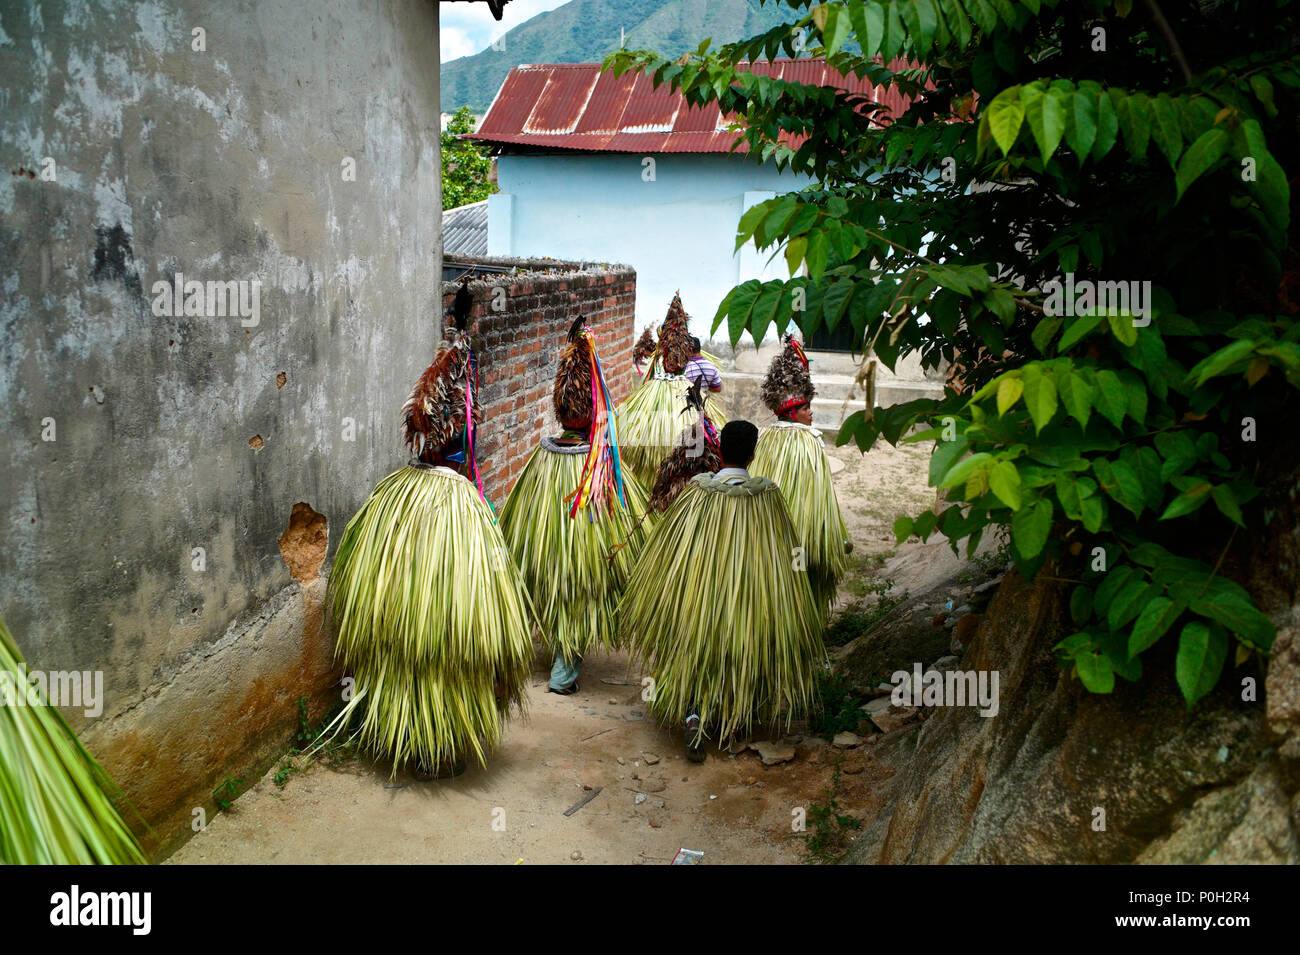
326, 302, 534, 779
621, 420, 826, 763
750, 333, 852, 617
617, 293, 727, 486
500, 316, 651, 694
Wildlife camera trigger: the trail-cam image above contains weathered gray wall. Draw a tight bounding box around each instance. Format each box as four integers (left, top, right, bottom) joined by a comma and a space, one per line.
0, 0, 442, 853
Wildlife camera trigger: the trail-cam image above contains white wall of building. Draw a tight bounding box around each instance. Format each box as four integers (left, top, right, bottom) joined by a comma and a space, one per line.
489, 153, 812, 342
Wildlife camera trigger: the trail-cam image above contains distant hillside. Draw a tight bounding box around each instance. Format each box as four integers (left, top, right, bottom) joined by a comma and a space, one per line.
441, 0, 795, 113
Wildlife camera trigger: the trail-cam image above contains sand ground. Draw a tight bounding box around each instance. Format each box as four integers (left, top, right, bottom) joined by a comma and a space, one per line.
168, 432, 936, 865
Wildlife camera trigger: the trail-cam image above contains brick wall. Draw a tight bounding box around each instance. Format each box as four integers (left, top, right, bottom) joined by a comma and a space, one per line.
442, 255, 637, 504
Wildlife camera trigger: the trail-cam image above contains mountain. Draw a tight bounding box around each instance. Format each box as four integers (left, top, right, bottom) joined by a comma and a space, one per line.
441, 0, 795, 113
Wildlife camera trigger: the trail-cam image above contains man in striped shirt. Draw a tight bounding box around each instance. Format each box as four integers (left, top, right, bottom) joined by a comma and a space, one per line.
684, 337, 723, 393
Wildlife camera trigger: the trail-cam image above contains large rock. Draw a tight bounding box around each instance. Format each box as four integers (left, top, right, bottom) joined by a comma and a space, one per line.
844, 570, 1297, 864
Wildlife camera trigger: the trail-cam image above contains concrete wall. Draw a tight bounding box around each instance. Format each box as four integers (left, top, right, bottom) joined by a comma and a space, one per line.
488, 152, 811, 343
442, 254, 637, 504
0, 0, 442, 855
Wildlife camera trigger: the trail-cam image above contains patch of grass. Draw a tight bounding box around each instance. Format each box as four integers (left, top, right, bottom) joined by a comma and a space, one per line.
273, 695, 359, 790
804, 757, 862, 864
827, 576, 905, 645
212, 775, 245, 812
810, 670, 861, 739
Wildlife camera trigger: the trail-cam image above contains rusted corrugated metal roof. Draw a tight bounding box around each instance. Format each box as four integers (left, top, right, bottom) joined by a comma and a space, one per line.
468, 58, 920, 154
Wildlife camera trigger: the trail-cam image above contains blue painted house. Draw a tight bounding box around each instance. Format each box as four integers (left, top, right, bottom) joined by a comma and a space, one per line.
468, 60, 896, 343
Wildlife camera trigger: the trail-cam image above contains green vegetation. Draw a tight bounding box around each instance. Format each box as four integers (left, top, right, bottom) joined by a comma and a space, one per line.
441, 0, 793, 113
274, 695, 359, 790
212, 775, 245, 812
610, 1, 1297, 707
804, 756, 862, 863
810, 670, 862, 737
442, 106, 497, 211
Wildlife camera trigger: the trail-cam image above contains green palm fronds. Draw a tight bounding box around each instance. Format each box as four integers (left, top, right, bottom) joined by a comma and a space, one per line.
327, 465, 535, 770
617, 376, 728, 486
0, 619, 146, 865
499, 443, 652, 660
750, 424, 851, 615
619, 475, 827, 744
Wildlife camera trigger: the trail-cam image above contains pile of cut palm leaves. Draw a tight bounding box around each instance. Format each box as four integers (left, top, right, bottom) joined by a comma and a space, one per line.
750, 424, 850, 615
326, 465, 535, 771
0, 618, 146, 864
620, 475, 826, 743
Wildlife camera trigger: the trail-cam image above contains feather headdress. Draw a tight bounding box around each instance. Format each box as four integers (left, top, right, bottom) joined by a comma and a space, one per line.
554, 315, 596, 428
761, 332, 815, 419
648, 382, 721, 513
657, 292, 693, 375
402, 284, 484, 495
556, 316, 627, 517
633, 325, 658, 374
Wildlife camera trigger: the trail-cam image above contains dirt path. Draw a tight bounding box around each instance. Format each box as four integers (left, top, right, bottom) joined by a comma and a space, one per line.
168, 435, 936, 866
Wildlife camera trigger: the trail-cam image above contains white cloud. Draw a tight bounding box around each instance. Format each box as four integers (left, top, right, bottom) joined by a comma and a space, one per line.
439, 0, 574, 65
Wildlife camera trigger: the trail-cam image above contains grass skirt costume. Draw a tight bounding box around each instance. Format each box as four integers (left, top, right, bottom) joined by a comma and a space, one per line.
500, 319, 648, 688
325, 320, 534, 773
500, 435, 651, 665
328, 463, 534, 770
751, 422, 850, 616
1, 618, 146, 864
619, 294, 727, 486
619, 473, 827, 746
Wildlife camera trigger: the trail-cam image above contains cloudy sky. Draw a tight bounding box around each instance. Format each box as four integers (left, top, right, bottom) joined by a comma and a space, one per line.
440, 0, 573, 64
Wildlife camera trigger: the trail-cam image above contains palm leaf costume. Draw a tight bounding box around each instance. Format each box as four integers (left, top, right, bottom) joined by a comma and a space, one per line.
618, 293, 727, 485
648, 382, 721, 513
500, 317, 651, 665
750, 334, 851, 615
0, 618, 146, 864
325, 317, 534, 772
620, 473, 827, 746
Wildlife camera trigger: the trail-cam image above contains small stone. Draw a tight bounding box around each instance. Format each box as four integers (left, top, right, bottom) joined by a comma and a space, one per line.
751, 740, 797, 766
641, 776, 667, 793
871, 705, 919, 734
841, 756, 867, 775
608, 698, 618, 705
832, 731, 861, 748
745, 776, 757, 785
647, 812, 663, 828
616, 756, 626, 765
863, 697, 893, 716
634, 792, 647, 805
570, 850, 583, 861
642, 752, 661, 765
930, 655, 961, 672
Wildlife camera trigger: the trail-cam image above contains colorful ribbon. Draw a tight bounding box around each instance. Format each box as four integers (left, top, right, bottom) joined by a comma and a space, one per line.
565, 331, 626, 518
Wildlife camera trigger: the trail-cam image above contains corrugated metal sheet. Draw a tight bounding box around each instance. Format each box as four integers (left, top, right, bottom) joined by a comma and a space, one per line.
468, 58, 925, 154
442, 199, 489, 257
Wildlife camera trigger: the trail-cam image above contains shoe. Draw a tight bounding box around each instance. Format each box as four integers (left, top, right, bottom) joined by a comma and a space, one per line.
685, 714, 706, 763
548, 681, 580, 696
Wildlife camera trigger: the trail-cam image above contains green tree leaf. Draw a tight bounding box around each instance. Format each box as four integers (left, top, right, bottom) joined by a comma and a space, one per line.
1175, 620, 1228, 706
1012, 498, 1052, 558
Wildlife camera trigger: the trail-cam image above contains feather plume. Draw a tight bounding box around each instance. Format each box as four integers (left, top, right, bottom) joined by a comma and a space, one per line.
553, 329, 595, 428
760, 332, 815, 416
402, 327, 478, 463
648, 382, 721, 512
633, 325, 657, 371
657, 292, 693, 374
